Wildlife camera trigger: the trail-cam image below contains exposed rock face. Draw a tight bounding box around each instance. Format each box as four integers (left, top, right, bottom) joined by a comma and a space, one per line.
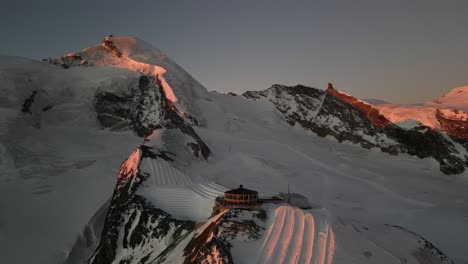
244, 84, 468, 175
102, 38, 123, 58
88, 145, 196, 264
89, 153, 265, 264
47, 53, 88, 68
94, 74, 210, 159
435, 109, 468, 140
89, 73, 212, 263
21, 90, 38, 114
326, 83, 392, 128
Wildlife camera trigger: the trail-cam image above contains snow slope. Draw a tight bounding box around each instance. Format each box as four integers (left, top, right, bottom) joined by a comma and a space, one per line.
191, 91, 468, 263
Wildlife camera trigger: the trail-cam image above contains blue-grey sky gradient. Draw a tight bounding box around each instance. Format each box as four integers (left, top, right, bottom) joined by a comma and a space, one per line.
1, 0, 467, 104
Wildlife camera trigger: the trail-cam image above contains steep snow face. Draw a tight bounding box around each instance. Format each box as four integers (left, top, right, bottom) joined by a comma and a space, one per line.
427, 86, 468, 110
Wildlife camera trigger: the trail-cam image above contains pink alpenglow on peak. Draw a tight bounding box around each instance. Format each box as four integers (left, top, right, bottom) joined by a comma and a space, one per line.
118, 148, 141, 180
426, 86, 468, 110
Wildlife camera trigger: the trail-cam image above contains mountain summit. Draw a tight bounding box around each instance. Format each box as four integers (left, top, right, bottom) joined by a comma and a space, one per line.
426, 86, 468, 110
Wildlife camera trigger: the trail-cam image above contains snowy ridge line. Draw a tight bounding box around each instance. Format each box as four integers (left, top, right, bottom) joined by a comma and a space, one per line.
194, 209, 227, 237
100, 36, 178, 104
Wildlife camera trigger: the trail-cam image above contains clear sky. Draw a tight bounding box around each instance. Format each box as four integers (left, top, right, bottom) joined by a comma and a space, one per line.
1, 0, 467, 104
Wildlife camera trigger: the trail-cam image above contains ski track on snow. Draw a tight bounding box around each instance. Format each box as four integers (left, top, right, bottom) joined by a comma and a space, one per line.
257, 206, 334, 264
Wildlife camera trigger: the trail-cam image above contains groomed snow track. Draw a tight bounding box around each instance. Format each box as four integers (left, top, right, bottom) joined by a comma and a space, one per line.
258, 206, 334, 264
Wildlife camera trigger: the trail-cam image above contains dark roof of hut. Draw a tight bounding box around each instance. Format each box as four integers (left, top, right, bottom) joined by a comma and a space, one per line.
225, 185, 258, 195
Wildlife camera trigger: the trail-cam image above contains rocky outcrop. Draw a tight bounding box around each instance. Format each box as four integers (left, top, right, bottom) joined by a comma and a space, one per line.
435, 109, 468, 140
94, 74, 210, 159
89, 67, 213, 263
88, 145, 195, 264
21, 90, 38, 114
47, 36, 120, 68
102, 37, 123, 58
244, 84, 468, 175
326, 83, 392, 128
47, 53, 88, 68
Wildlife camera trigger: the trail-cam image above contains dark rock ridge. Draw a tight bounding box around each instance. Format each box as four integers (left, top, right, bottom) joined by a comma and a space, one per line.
85, 69, 215, 262
244, 84, 468, 175
94, 74, 210, 159
88, 145, 196, 264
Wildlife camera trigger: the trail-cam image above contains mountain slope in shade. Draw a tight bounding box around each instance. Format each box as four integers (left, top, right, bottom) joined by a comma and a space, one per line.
1, 36, 467, 264
427, 86, 468, 110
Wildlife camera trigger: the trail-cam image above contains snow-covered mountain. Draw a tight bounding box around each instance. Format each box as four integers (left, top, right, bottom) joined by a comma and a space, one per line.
427, 86, 468, 110
1, 36, 467, 264
369, 87, 468, 146
244, 83, 468, 175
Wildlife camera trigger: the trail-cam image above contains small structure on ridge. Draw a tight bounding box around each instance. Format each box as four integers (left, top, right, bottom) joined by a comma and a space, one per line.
223, 185, 259, 205
213, 185, 260, 214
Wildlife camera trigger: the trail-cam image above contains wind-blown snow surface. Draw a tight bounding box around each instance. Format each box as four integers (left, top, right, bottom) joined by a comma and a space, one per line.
1, 37, 468, 263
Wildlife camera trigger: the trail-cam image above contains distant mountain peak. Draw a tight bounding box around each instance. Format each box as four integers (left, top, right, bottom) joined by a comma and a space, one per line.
426, 85, 468, 110
48, 35, 209, 124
